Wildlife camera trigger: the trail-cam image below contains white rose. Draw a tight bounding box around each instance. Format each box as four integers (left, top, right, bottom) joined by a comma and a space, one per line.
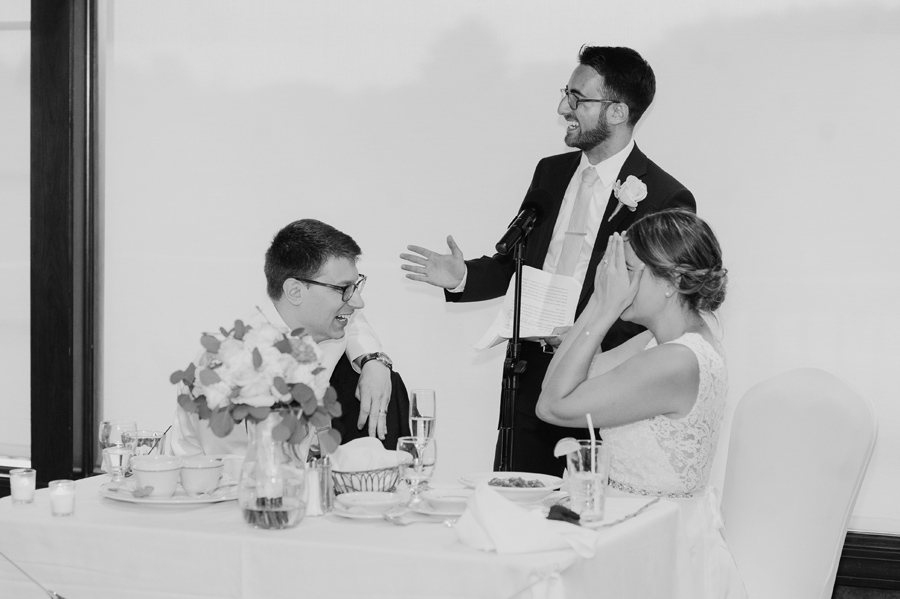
614, 175, 648, 209
202, 380, 233, 411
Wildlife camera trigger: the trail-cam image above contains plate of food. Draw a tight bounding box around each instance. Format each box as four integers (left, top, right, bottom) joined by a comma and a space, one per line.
457, 472, 563, 503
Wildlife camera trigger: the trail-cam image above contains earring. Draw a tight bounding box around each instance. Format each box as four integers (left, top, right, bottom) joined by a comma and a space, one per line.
665, 290, 672, 298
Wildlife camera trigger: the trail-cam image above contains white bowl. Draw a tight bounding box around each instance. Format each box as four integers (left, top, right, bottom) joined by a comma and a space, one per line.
180, 456, 224, 496
458, 471, 563, 503
130, 455, 182, 498
420, 489, 472, 512
335, 491, 402, 515
205, 454, 244, 481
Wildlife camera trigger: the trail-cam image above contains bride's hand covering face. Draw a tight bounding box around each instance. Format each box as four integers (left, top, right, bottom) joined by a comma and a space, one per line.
592, 233, 643, 321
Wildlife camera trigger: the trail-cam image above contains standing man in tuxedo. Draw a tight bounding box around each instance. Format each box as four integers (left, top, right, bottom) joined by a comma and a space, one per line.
400, 46, 696, 476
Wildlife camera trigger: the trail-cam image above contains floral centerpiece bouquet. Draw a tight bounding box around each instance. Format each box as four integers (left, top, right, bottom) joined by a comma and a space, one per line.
170, 319, 343, 455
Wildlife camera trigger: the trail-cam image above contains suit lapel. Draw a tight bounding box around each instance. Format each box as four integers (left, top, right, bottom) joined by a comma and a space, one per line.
576, 144, 649, 315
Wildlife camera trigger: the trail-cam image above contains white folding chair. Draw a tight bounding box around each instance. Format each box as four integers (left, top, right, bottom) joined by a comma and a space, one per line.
721, 368, 877, 599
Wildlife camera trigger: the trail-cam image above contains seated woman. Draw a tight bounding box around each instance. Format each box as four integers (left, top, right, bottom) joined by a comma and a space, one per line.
536, 209, 746, 599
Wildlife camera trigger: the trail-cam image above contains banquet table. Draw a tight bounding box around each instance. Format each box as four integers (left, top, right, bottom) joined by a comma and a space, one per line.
0, 476, 700, 599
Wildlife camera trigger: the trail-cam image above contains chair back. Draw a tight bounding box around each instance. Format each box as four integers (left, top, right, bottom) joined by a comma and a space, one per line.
721, 368, 876, 599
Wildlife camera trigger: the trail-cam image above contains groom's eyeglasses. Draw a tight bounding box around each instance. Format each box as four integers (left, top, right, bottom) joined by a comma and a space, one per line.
560, 87, 619, 111
296, 274, 367, 302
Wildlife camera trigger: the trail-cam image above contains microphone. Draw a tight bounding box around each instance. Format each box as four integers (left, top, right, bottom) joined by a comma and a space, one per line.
495, 189, 551, 255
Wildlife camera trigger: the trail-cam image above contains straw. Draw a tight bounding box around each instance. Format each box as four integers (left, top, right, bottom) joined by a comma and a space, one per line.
585, 414, 597, 474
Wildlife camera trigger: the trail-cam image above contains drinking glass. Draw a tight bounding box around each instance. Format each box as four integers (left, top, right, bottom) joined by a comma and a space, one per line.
397, 436, 436, 507
103, 446, 132, 483
408, 389, 436, 441
123, 430, 166, 458
99, 420, 137, 472
566, 439, 611, 523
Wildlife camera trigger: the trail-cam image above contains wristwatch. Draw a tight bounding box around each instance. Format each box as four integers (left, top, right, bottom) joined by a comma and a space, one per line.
356, 352, 393, 371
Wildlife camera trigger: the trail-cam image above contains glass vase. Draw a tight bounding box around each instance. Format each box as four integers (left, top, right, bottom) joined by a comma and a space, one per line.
238, 410, 308, 529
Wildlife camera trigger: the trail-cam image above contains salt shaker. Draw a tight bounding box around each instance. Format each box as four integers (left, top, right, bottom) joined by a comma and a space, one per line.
318, 455, 334, 513
305, 456, 334, 516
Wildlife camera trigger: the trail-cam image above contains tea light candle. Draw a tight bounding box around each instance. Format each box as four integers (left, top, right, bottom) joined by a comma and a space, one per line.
48, 480, 76, 517
9, 468, 36, 504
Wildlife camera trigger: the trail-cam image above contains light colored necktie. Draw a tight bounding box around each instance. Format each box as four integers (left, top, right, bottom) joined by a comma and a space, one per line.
555, 166, 599, 277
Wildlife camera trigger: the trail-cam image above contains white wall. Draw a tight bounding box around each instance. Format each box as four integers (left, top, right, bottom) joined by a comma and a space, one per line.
101, 0, 900, 533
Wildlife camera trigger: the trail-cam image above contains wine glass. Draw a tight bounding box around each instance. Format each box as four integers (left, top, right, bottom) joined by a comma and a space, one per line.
103, 446, 132, 483
99, 420, 136, 472
408, 389, 436, 441
397, 436, 436, 507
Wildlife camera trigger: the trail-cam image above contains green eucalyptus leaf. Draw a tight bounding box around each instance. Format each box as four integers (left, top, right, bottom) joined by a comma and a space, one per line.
319, 429, 340, 455
273, 338, 292, 354
323, 386, 337, 403
248, 407, 271, 421
233, 319, 246, 341
199, 369, 221, 386
196, 398, 212, 420
325, 399, 342, 418
232, 404, 250, 421
219, 326, 229, 337
177, 393, 197, 413
299, 395, 318, 416
309, 410, 331, 429
184, 362, 196, 383
272, 420, 292, 442
132, 486, 154, 498
291, 383, 315, 403
210, 409, 235, 437
272, 377, 290, 395
200, 334, 221, 353
290, 327, 306, 338
312, 366, 325, 376
252, 347, 262, 369
229, 387, 241, 399
169, 370, 184, 385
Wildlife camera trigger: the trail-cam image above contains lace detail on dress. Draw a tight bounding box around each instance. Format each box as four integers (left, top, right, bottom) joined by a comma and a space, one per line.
597, 333, 728, 495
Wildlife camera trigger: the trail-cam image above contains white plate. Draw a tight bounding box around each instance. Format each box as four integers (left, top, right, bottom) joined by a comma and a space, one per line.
332, 501, 386, 520
412, 501, 466, 518
458, 472, 563, 503
98, 481, 237, 505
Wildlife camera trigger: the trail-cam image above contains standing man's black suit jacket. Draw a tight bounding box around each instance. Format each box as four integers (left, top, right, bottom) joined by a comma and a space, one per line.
446, 145, 696, 475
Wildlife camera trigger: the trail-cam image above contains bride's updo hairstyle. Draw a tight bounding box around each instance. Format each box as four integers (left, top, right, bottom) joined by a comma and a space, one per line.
626, 209, 728, 313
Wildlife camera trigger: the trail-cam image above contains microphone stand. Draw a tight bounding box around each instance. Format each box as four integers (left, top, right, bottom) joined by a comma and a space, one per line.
498, 239, 528, 472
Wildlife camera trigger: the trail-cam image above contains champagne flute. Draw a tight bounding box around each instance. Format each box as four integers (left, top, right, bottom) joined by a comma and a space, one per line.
99, 420, 137, 472
397, 436, 436, 507
409, 389, 436, 441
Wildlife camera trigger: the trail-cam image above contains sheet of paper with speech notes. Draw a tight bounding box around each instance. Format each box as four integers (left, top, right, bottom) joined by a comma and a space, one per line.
473, 266, 581, 350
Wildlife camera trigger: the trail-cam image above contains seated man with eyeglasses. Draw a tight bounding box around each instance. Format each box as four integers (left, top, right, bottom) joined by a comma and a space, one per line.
167, 218, 405, 457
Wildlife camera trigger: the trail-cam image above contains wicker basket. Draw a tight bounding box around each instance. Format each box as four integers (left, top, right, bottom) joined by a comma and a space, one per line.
332, 466, 400, 495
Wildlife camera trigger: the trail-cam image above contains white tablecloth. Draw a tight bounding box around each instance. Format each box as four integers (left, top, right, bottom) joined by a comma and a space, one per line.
0, 476, 700, 599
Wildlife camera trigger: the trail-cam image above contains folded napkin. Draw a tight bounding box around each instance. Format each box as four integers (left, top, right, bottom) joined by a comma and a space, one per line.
329, 437, 398, 471
456, 484, 598, 557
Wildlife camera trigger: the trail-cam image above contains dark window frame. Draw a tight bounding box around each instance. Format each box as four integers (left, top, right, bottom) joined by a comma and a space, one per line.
26, 0, 100, 488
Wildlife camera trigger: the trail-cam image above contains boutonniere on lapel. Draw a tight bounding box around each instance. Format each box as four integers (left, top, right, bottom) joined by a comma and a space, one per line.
608, 175, 648, 222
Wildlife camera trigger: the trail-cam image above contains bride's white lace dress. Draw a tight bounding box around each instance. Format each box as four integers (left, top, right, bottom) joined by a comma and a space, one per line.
593, 332, 748, 599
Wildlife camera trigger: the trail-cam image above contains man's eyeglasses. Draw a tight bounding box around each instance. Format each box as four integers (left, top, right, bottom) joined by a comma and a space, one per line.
296, 274, 367, 302
560, 87, 619, 111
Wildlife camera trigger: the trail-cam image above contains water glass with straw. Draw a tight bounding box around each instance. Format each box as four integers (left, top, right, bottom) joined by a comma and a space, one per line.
565, 413, 611, 523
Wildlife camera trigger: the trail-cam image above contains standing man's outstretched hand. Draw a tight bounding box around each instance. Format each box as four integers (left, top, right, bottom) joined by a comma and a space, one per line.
400, 235, 466, 290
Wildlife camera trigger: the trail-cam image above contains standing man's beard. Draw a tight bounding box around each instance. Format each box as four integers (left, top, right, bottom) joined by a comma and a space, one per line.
566, 113, 612, 151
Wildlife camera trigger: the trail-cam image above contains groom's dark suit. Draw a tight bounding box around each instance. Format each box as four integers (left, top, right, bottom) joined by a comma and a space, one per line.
447, 145, 696, 475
